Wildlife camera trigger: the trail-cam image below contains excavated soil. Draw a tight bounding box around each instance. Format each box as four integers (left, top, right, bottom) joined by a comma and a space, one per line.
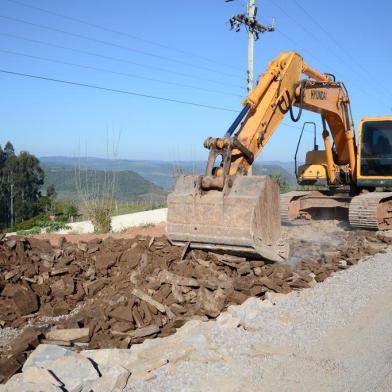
0, 224, 391, 383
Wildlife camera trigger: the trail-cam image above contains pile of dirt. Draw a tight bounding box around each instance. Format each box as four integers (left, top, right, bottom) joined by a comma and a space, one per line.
0, 230, 389, 382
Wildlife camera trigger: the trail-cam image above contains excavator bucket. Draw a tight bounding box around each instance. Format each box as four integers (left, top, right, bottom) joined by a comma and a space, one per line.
166, 175, 288, 262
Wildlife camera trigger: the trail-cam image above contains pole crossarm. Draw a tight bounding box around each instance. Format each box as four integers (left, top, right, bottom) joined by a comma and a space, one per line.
229, 14, 274, 39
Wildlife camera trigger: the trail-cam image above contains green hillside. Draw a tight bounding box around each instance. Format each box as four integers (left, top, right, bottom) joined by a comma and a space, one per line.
42, 164, 167, 202
40, 157, 297, 189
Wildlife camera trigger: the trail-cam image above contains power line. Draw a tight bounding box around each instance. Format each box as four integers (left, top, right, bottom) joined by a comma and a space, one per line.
0, 68, 241, 112
270, 0, 391, 109
290, 0, 392, 102
0, 14, 242, 79
0, 32, 245, 90
0, 48, 243, 98
0, 67, 307, 132
4, 0, 243, 72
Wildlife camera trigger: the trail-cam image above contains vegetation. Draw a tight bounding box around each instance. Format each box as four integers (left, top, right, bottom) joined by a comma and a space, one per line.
16, 220, 71, 236
75, 165, 117, 233
271, 173, 290, 193
0, 142, 45, 229
42, 164, 167, 202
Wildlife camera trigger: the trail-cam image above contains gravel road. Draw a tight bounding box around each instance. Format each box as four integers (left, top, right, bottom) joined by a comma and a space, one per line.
130, 248, 392, 392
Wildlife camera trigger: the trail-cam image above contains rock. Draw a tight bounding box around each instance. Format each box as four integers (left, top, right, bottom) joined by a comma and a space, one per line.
227, 290, 248, 305
23, 366, 63, 387
82, 349, 135, 370
109, 306, 134, 322
43, 354, 98, 391
264, 291, 287, 304
114, 324, 160, 338
197, 288, 226, 318
9, 327, 39, 355
11, 286, 39, 316
82, 365, 130, 392
83, 280, 105, 296
4, 373, 62, 392
22, 344, 76, 371
0, 356, 23, 384
95, 252, 117, 271
50, 277, 75, 297
45, 328, 90, 343
377, 230, 392, 244
227, 297, 273, 330
216, 312, 241, 328
132, 288, 165, 313
159, 270, 199, 287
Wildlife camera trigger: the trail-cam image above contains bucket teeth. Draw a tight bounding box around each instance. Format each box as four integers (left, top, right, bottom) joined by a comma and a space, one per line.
166, 175, 288, 262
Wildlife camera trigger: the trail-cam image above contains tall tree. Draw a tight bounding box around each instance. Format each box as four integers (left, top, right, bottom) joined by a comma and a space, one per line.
0, 142, 45, 228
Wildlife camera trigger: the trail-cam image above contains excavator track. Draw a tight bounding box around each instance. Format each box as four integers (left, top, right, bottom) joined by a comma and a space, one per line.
280, 191, 311, 225
349, 192, 392, 230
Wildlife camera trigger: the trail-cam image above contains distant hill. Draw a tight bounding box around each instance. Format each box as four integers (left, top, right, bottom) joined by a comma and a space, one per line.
42, 163, 167, 202
40, 156, 297, 189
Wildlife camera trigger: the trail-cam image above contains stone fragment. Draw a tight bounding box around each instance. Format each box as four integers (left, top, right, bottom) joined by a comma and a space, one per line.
264, 291, 287, 304
9, 327, 39, 355
95, 252, 117, 271
197, 288, 226, 318
159, 270, 199, 287
227, 290, 248, 305
23, 366, 63, 387
0, 355, 23, 384
4, 271, 17, 280
109, 305, 134, 322
132, 288, 165, 313
22, 344, 75, 371
83, 280, 105, 296
171, 284, 185, 304
23, 345, 99, 391
45, 328, 90, 343
50, 277, 74, 297
113, 324, 159, 338
12, 286, 39, 315
82, 365, 130, 392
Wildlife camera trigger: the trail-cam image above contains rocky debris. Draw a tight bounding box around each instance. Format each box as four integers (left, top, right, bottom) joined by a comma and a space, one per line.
0, 230, 388, 384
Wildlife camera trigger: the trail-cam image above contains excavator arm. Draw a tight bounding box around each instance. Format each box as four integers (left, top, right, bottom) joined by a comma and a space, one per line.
206, 51, 356, 184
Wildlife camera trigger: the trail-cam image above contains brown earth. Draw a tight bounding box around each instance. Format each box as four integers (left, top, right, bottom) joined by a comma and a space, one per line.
0, 225, 390, 383
33, 222, 166, 247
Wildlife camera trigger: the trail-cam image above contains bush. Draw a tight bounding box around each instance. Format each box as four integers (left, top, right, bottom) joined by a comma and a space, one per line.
11, 214, 49, 231
13, 218, 70, 235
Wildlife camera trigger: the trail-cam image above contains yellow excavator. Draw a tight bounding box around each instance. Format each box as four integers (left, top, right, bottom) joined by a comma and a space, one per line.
166, 51, 392, 262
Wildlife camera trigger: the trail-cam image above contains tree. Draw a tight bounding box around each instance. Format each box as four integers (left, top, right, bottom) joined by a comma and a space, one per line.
0, 142, 45, 228
271, 173, 290, 193
46, 184, 57, 212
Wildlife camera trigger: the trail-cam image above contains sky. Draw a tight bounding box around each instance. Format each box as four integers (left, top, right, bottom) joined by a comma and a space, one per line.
0, 0, 391, 163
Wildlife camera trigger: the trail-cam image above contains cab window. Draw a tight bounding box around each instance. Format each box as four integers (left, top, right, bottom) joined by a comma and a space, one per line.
361, 120, 392, 176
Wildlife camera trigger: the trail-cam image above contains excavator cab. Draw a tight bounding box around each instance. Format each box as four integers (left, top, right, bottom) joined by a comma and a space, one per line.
295, 122, 328, 185
357, 116, 392, 184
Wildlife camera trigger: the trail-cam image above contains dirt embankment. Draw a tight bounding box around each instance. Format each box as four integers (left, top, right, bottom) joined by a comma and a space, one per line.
0, 226, 390, 383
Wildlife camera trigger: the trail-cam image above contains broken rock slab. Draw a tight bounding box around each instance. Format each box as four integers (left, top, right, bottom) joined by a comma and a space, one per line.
81, 365, 130, 392
45, 328, 90, 343
22, 344, 99, 391
1, 373, 62, 392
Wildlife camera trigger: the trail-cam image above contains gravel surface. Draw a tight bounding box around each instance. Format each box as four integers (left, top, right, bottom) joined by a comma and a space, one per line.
128, 248, 392, 392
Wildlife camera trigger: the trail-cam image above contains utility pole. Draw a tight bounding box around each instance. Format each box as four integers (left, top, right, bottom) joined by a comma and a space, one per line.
226, 0, 275, 93
225, 0, 274, 174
